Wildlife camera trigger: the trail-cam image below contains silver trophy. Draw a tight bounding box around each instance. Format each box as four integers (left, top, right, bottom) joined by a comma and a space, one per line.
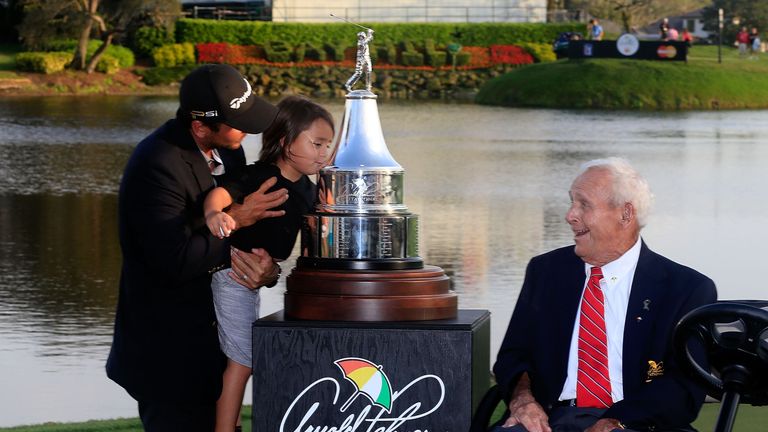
298, 16, 420, 270
286, 22, 456, 321
298, 88, 421, 270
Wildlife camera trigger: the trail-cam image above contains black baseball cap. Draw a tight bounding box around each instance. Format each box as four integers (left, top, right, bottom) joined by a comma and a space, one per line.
179, 64, 277, 134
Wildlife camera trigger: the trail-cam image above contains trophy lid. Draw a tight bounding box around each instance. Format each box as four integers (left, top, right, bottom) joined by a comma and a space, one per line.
330, 90, 403, 171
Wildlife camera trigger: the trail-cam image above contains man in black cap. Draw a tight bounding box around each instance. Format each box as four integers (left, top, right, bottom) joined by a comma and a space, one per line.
106, 64, 284, 431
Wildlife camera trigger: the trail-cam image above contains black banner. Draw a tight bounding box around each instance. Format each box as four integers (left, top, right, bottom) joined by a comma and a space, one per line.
568, 40, 688, 61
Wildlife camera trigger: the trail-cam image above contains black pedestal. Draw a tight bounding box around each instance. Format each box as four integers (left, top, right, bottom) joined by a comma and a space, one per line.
252, 309, 491, 431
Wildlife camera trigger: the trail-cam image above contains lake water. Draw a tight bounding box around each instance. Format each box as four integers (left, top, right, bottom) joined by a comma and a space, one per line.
1, 96, 767, 427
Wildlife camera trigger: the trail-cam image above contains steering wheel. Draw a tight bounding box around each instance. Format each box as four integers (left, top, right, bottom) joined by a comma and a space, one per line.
674, 300, 768, 407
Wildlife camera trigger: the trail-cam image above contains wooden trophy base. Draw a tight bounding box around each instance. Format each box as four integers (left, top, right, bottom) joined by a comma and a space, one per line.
285, 264, 458, 321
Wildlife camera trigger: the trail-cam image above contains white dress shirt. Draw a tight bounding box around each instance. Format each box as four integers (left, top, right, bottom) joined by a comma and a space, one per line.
199, 148, 225, 184
559, 236, 642, 403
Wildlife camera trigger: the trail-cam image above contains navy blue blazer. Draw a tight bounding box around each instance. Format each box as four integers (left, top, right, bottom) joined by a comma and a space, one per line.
493, 242, 717, 430
107, 119, 245, 404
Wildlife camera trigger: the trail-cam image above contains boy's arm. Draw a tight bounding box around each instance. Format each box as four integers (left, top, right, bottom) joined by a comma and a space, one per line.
205, 187, 236, 238
204, 187, 234, 218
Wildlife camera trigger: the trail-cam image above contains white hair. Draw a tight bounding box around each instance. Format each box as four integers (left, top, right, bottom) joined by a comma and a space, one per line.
576, 157, 655, 228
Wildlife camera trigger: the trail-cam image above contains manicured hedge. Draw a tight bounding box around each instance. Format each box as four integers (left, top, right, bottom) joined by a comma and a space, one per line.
95, 55, 121, 74
518, 42, 557, 62
41, 40, 135, 68
173, 19, 584, 47
133, 26, 175, 57
15, 51, 72, 73
152, 43, 195, 67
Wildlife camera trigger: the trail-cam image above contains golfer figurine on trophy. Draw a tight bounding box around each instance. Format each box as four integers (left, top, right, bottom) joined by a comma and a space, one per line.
345, 28, 374, 91
330, 14, 375, 92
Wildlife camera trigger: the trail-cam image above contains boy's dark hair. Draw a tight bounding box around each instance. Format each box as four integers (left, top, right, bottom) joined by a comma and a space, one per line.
260, 96, 335, 164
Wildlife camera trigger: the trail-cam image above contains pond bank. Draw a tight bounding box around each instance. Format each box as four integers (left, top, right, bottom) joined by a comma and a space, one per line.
0, 64, 520, 100
476, 47, 768, 110
0, 68, 177, 97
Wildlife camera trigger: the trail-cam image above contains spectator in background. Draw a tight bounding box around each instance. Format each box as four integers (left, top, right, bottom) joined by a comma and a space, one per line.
659, 18, 669, 40
749, 27, 760, 58
589, 19, 604, 41
751, 29, 761, 59
667, 28, 679, 41
682, 28, 694, 48
737, 27, 750, 57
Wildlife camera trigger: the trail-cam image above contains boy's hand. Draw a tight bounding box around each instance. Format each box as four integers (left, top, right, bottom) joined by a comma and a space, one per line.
206, 211, 236, 239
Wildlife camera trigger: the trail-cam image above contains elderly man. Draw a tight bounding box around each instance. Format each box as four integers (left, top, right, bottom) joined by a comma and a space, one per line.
493, 158, 717, 432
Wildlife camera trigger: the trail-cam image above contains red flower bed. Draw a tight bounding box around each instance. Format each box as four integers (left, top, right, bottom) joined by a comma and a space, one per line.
489, 45, 534, 65
195, 42, 531, 70
229, 45, 266, 64
462, 46, 492, 67
196, 42, 231, 63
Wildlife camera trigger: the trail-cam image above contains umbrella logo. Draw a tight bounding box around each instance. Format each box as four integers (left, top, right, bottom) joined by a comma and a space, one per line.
334, 357, 393, 413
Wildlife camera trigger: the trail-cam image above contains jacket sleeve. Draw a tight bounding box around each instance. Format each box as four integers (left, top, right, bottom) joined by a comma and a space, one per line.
121, 148, 230, 287
493, 257, 539, 400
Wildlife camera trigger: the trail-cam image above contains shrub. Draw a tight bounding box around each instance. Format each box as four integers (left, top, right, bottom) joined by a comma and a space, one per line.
518, 42, 557, 63
293, 43, 306, 62
401, 40, 417, 53
375, 42, 397, 64
324, 42, 347, 62
96, 55, 121, 74
425, 50, 447, 68
304, 43, 326, 61
265, 41, 292, 63
448, 49, 472, 67
105, 45, 135, 68
401, 51, 424, 66
40, 40, 135, 68
455, 51, 472, 66
15, 51, 71, 73
133, 26, 175, 58
152, 43, 195, 67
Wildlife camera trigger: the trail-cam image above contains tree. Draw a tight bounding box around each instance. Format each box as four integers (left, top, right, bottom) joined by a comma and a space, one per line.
571, 0, 710, 33
701, 0, 768, 43
17, 0, 80, 50
18, 0, 179, 73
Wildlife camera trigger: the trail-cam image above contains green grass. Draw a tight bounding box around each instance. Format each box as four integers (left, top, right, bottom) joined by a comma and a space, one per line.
476, 45, 768, 110
0, 407, 257, 432
134, 65, 196, 85
2, 402, 766, 431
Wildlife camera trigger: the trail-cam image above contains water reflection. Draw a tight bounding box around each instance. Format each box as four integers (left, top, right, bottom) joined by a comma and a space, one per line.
1, 96, 768, 426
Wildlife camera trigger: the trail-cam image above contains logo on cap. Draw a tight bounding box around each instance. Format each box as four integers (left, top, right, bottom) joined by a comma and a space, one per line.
190, 110, 219, 118
229, 78, 252, 110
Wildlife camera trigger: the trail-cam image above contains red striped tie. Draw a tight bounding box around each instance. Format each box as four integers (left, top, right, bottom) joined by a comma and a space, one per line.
576, 266, 613, 408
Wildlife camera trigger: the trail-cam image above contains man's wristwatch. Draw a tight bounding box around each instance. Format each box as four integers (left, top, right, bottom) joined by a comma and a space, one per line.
263, 262, 281, 288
